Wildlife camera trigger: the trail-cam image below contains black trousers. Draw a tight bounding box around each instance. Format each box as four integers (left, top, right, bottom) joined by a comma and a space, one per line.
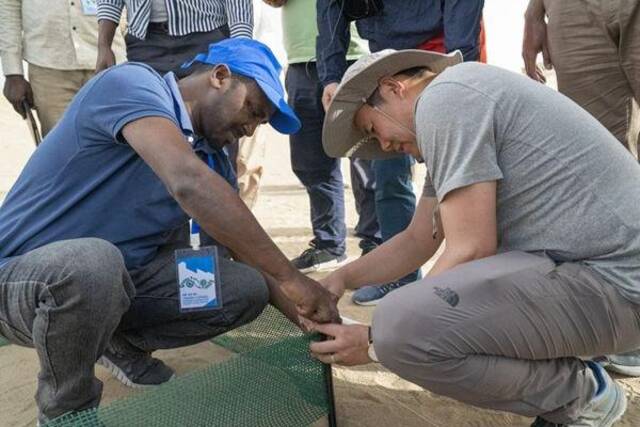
125, 23, 230, 78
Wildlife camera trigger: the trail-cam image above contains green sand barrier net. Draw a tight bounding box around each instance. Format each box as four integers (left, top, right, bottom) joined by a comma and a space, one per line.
0, 336, 9, 347
45, 306, 332, 427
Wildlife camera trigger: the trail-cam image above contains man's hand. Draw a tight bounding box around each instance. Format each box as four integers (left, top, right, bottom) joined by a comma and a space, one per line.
96, 46, 116, 74
321, 82, 339, 111
263, 0, 287, 7
282, 274, 341, 324
319, 271, 346, 299
3, 75, 34, 119
522, 7, 552, 83
309, 323, 371, 366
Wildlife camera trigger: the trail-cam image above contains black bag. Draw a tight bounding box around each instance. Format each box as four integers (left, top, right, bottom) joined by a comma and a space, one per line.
337, 0, 384, 20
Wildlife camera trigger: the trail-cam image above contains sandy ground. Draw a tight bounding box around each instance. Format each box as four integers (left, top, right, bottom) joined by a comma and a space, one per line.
0, 3, 638, 421
1, 91, 640, 427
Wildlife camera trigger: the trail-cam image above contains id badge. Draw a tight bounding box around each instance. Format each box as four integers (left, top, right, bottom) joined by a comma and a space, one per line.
80, 0, 98, 15
175, 246, 222, 312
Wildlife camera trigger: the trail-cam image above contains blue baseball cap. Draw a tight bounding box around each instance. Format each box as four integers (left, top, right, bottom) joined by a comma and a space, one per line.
183, 38, 301, 134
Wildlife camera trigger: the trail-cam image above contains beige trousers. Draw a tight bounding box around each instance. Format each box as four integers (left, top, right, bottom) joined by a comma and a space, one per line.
545, 0, 640, 159
235, 127, 266, 210
28, 64, 94, 136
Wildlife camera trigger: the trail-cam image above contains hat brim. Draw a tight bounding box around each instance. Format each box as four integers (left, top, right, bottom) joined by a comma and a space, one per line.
256, 78, 302, 134
323, 50, 463, 159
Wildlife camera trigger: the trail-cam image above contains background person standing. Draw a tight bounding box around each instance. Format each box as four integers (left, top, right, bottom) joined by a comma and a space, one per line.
1, 0, 126, 136
523, 0, 639, 160
264, 0, 381, 273
316, 0, 485, 305
96, 0, 253, 77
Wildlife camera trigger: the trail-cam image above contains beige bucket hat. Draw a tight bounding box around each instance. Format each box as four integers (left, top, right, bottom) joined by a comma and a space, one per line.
322, 49, 463, 159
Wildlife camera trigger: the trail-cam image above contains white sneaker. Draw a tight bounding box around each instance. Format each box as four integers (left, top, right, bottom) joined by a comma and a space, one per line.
530, 362, 626, 427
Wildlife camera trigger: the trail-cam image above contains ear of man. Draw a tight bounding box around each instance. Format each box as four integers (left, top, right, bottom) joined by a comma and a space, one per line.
208, 64, 232, 90
377, 77, 408, 103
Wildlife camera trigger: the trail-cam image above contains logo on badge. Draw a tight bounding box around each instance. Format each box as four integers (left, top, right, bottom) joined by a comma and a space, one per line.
180, 276, 214, 289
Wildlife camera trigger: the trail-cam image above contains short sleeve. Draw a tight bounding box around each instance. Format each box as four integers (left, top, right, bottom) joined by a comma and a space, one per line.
422, 173, 436, 198
416, 82, 503, 202
76, 64, 179, 146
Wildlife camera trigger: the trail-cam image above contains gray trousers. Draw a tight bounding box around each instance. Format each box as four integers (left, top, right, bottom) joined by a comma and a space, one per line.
373, 251, 640, 424
0, 238, 268, 420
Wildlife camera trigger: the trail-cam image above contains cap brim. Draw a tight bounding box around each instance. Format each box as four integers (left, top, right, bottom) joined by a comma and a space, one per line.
323, 50, 463, 159
257, 79, 301, 134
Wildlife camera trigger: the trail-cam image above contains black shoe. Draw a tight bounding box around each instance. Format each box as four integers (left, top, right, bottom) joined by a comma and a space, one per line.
359, 237, 381, 256
291, 244, 347, 273
530, 417, 563, 427
98, 348, 175, 389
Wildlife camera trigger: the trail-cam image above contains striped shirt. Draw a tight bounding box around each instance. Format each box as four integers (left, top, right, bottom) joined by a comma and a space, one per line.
97, 0, 253, 40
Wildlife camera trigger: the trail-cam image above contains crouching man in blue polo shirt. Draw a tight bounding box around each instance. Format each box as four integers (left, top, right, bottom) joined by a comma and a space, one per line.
0, 39, 339, 424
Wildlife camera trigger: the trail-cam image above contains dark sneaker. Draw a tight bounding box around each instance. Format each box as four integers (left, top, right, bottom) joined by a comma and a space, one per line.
530, 362, 626, 427
359, 237, 381, 256
98, 348, 175, 389
599, 349, 640, 377
352, 281, 407, 306
291, 245, 347, 273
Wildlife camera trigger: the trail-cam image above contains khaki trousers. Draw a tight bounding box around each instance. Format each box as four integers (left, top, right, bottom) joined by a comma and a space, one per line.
373, 252, 640, 424
234, 127, 266, 210
545, 0, 640, 159
28, 64, 94, 136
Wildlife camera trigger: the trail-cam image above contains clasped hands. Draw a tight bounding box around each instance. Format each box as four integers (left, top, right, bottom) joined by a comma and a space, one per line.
301, 272, 374, 367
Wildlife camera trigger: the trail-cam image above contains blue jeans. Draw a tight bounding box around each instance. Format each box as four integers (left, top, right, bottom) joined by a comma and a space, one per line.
286, 63, 347, 256
350, 158, 381, 244
373, 156, 420, 283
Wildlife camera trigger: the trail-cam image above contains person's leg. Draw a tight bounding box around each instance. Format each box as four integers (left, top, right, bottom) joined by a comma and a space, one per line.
618, 0, 640, 157
235, 128, 267, 210
545, 0, 636, 153
28, 65, 89, 136
372, 155, 416, 252
352, 155, 418, 305
113, 242, 269, 354
0, 239, 134, 421
373, 252, 639, 424
349, 158, 381, 252
286, 63, 347, 271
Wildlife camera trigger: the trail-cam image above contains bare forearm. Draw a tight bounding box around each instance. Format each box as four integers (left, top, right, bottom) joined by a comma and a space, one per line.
175, 169, 298, 286
263, 272, 302, 329
428, 245, 496, 277
525, 0, 545, 20
97, 20, 118, 49
340, 229, 442, 289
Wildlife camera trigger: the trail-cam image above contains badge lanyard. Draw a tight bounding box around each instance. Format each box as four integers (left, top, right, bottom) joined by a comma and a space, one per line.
175, 153, 222, 312
189, 153, 216, 249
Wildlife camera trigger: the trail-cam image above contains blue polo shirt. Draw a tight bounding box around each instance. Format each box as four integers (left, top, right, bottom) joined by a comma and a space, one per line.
0, 63, 236, 270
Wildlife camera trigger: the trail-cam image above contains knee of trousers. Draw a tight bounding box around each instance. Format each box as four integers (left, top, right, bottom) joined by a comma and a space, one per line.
372, 286, 451, 376
51, 238, 134, 319
219, 264, 269, 328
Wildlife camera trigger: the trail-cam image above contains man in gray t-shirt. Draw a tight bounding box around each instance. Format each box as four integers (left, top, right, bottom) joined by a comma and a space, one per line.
308, 49, 640, 426
418, 62, 640, 304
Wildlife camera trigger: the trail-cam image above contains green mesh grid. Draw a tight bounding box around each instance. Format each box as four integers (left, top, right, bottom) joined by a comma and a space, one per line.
0, 336, 9, 347
45, 306, 331, 427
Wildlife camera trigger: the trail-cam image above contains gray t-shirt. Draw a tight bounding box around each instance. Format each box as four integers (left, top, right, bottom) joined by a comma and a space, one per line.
416, 62, 640, 303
